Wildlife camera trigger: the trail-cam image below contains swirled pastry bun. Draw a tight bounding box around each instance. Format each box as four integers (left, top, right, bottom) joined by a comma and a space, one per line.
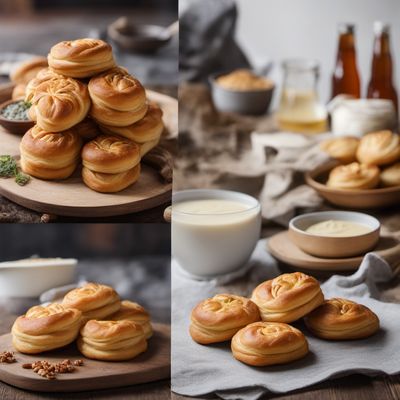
304, 298, 379, 340
48, 38, 115, 78
190, 294, 260, 344
74, 118, 99, 141
320, 136, 360, 164
81, 134, 141, 174
89, 67, 147, 126
357, 130, 400, 166
29, 76, 90, 132
109, 300, 152, 339
82, 164, 140, 193
20, 125, 82, 180
78, 320, 147, 361
62, 283, 121, 322
12, 303, 82, 354
231, 322, 309, 366
25, 67, 61, 103
140, 137, 160, 157
327, 162, 380, 190
99, 103, 164, 143
251, 272, 324, 323
380, 162, 400, 187
10, 56, 48, 84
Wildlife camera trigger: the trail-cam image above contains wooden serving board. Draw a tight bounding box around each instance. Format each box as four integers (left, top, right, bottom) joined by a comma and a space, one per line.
0, 90, 176, 217
268, 231, 400, 272
0, 323, 170, 392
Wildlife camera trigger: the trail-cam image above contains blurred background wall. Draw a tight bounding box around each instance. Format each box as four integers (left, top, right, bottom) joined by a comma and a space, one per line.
234, 0, 400, 106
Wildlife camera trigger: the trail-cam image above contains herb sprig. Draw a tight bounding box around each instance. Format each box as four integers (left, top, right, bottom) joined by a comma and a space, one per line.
0, 155, 30, 186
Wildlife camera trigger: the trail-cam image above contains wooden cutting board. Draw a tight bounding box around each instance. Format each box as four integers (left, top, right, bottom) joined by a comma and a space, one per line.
0, 90, 176, 217
0, 323, 170, 392
268, 231, 400, 272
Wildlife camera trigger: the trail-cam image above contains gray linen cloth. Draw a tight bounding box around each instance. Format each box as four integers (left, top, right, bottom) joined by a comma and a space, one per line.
171, 240, 400, 400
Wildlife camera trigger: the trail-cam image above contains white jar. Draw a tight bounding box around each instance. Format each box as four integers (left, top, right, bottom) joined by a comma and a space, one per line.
329, 97, 397, 137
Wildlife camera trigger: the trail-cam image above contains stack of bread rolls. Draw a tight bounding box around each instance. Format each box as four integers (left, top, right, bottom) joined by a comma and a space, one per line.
14, 38, 164, 193
321, 130, 400, 189
12, 282, 153, 361
189, 272, 379, 367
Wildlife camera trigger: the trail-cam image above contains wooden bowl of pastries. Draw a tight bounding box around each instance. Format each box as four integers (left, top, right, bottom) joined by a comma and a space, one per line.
306, 131, 400, 209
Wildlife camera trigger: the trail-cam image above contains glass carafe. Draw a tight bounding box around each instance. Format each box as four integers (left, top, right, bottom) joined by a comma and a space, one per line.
277, 59, 327, 134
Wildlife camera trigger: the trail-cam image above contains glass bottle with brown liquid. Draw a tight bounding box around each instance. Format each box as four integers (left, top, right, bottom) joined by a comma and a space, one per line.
367, 22, 398, 113
331, 23, 361, 98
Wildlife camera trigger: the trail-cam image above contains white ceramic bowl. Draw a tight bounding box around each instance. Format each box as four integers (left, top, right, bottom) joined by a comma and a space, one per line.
288, 211, 380, 258
0, 258, 77, 297
172, 189, 261, 277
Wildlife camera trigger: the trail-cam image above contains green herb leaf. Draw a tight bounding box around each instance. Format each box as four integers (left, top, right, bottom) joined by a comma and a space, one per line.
15, 172, 30, 186
0, 155, 18, 178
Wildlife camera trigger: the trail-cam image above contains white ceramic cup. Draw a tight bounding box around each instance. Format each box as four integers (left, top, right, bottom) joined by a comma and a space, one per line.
172, 189, 261, 277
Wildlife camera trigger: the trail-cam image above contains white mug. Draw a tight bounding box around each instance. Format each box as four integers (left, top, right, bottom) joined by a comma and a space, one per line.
172, 189, 261, 277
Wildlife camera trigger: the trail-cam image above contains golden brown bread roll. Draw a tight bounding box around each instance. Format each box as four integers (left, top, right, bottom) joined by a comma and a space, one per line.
357, 130, 400, 166
81, 134, 141, 174
25, 67, 61, 103
327, 162, 380, 190
62, 282, 121, 322
231, 321, 309, 366
29, 76, 90, 132
12, 84, 26, 100
304, 298, 380, 340
89, 67, 147, 126
99, 103, 164, 143
109, 300, 152, 339
82, 163, 140, 193
10, 56, 48, 84
78, 320, 147, 361
140, 138, 160, 157
320, 136, 360, 164
74, 118, 99, 141
251, 272, 324, 323
189, 294, 260, 344
48, 38, 115, 78
20, 125, 82, 180
380, 162, 400, 187
12, 303, 82, 354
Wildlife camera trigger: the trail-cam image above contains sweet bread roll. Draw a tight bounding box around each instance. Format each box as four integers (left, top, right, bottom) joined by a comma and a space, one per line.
109, 300, 152, 338
380, 162, 400, 187
82, 163, 140, 193
20, 125, 82, 180
62, 282, 121, 322
74, 118, 99, 141
81, 134, 141, 174
48, 38, 115, 78
25, 67, 61, 103
327, 162, 380, 190
89, 67, 147, 126
12, 84, 26, 100
304, 298, 379, 340
78, 320, 147, 361
190, 294, 260, 344
10, 56, 48, 84
357, 130, 400, 166
140, 138, 160, 157
12, 303, 82, 354
29, 77, 90, 132
99, 103, 164, 143
320, 136, 360, 164
251, 272, 324, 323
231, 321, 308, 366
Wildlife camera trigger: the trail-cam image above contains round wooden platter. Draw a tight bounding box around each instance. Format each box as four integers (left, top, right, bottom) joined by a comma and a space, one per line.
0, 323, 170, 392
0, 90, 176, 217
267, 231, 400, 272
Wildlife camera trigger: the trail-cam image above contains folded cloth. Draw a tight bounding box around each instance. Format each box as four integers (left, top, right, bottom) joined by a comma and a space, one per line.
171, 239, 400, 400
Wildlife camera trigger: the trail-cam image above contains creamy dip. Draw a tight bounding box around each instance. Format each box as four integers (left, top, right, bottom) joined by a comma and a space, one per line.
173, 199, 249, 215
305, 220, 372, 237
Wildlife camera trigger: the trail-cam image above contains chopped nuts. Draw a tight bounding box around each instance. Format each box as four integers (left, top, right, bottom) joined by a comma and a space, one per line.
0, 351, 16, 363
74, 359, 84, 366
22, 359, 84, 380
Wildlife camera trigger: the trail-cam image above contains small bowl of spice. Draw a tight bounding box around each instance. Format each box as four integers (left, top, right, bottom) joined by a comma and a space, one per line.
0, 99, 34, 135
209, 69, 275, 115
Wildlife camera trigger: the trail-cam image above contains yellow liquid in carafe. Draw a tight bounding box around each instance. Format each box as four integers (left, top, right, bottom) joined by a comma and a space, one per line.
277, 89, 327, 134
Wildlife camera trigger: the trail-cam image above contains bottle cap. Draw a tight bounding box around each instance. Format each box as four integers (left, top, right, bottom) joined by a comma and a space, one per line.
338, 23, 355, 34
374, 21, 390, 34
